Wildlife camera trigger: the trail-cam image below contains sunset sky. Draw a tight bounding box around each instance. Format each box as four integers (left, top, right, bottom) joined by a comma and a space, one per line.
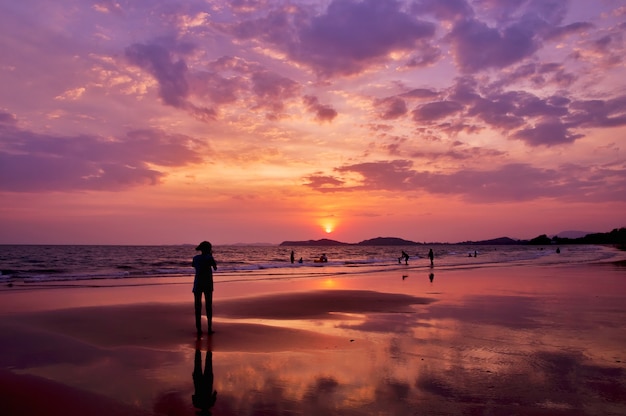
1, 0, 625, 245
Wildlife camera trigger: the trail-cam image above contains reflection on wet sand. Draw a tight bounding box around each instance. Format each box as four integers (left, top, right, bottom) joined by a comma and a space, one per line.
1, 263, 625, 415
192, 341, 217, 415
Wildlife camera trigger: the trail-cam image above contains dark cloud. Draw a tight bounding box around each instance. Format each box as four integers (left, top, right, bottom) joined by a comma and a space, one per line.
0, 125, 207, 192
401, 88, 439, 100
125, 42, 217, 120
412, 101, 463, 122
376, 97, 408, 120
303, 174, 344, 191
546, 21, 595, 41
440, 77, 626, 146
225, 0, 436, 77
410, 146, 506, 161
251, 70, 301, 112
296, 0, 436, 77
303, 95, 338, 122
125, 43, 190, 108
0, 111, 17, 126
404, 42, 442, 68
411, 0, 474, 22
304, 160, 626, 203
190, 71, 245, 105
449, 17, 540, 73
202, 56, 303, 117
566, 97, 626, 128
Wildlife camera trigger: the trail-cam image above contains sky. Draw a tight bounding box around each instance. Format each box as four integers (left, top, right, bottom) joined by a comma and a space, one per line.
1, 0, 625, 245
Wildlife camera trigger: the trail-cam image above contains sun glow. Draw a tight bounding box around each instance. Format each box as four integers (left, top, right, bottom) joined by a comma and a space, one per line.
318, 216, 338, 234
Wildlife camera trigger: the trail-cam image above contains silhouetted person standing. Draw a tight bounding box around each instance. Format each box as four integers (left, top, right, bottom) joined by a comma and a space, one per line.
192, 344, 217, 414
193, 241, 217, 336
398, 250, 409, 265
428, 248, 434, 267
290, 250, 295, 264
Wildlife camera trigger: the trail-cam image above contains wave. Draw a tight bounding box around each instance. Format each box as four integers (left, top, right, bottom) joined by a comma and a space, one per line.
1, 244, 624, 286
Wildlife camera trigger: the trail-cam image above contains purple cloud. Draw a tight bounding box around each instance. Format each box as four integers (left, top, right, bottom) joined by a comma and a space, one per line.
448, 17, 540, 73
226, 0, 436, 77
376, 97, 408, 120
411, 0, 474, 22
296, 0, 435, 76
304, 160, 626, 203
413, 101, 463, 121
251, 71, 301, 113
0, 124, 207, 192
125, 43, 190, 107
125, 42, 217, 120
303, 96, 338, 123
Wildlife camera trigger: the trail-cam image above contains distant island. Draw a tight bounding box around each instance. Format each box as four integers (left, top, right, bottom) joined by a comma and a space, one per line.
279, 227, 626, 247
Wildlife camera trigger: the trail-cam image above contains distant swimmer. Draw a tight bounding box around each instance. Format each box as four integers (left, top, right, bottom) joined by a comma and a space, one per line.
398, 250, 409, 265
298, 257, 303, 263
556, 247, 560, 254
428, 248, 434, 267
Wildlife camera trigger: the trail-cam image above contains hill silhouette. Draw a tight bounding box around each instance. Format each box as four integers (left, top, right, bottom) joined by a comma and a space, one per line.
279, 227, 625, 247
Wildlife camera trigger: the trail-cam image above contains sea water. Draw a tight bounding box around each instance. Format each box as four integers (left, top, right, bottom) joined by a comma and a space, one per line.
1, 244, 623, 286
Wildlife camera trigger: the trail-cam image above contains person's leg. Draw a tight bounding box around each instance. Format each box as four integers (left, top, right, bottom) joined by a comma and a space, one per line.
205, 290, 213, 332
194, 291, 203, 333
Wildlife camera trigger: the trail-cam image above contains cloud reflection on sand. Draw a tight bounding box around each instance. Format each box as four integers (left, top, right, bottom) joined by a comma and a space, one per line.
1, 263, 626, 415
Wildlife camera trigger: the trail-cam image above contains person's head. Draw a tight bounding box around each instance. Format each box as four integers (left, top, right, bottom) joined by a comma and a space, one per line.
196, 241, 212, 253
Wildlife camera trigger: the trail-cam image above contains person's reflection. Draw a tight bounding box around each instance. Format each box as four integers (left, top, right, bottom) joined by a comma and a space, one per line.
192, 341, 217, 415
429, 272, 434, 282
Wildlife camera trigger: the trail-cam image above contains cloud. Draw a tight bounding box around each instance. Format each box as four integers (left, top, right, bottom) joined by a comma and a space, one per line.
303, 95, 338, 122
412, 101, 463, 122
304, 160, 626, 203
225, 0, 436, 77
125, 43, 190, 107
448, 17, 540, 73
303, 174, 344, 191
411, 0, 474, 22
566, 96, 626, 129
296, 0, 435, 76
0, 123, 207, 192
125, 42, 217, 120
512, 120, 583, 147
376, 97, 408, 120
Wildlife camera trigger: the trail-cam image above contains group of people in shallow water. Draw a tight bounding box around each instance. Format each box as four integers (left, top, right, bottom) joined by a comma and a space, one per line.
289, 249, 436, 266
398, 248, 435, 266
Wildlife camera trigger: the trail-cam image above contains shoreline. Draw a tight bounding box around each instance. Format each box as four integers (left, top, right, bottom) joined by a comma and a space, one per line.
1, 261, 625, 415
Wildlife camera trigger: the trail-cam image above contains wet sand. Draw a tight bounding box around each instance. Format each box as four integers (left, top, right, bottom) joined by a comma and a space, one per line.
1, 262, 625, 415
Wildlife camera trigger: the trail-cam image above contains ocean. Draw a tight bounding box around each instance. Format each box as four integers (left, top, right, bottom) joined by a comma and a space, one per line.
1, 243, 623, 287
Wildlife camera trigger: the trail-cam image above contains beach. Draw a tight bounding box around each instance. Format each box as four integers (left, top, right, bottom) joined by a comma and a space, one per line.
1, 260, 625, 415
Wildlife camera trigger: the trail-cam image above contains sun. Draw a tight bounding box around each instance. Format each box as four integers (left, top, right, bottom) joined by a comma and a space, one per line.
318, 216, 338, 235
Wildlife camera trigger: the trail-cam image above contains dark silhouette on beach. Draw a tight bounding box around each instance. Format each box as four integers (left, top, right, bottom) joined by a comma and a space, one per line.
317, 253, 328, 263
192, 241, 217, 336
290, 250, 295, 264
192, 344, 217, 415
428, 249, 434, 267
429, 272, 434, 282
398, 250, 409, 265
